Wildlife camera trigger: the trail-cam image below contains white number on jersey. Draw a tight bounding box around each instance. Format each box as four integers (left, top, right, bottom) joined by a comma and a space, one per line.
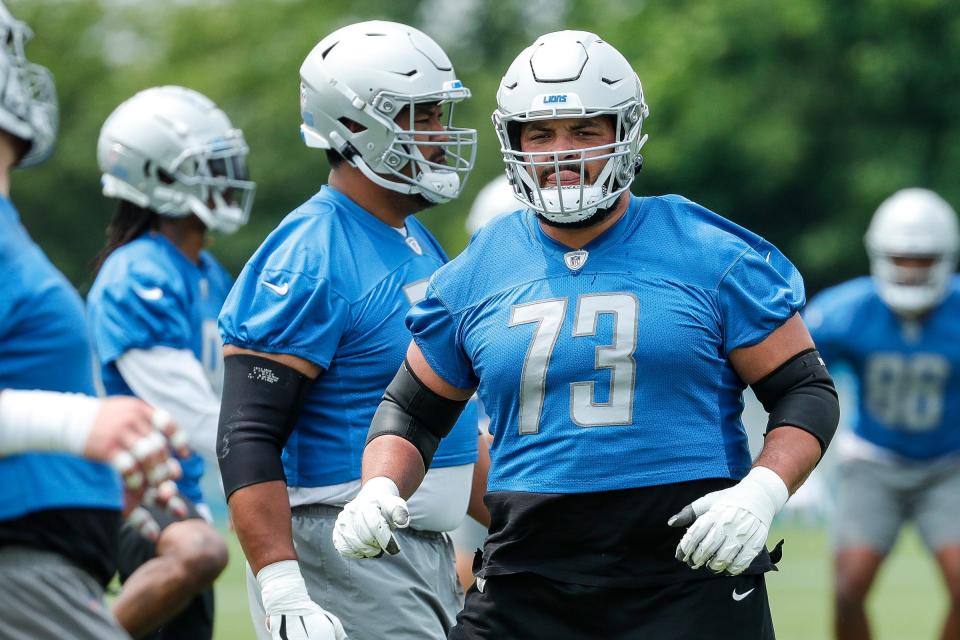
864, 352, 950, 432
510, 293, 638, 434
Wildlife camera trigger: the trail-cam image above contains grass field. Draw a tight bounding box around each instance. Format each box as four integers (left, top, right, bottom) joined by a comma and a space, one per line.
211, 524, 946, 639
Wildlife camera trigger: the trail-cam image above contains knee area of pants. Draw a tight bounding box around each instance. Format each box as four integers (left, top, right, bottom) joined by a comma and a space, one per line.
157, 521, 228, 583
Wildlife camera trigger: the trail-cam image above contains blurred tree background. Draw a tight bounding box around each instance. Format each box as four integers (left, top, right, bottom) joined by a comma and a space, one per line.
10, 0, 960, 295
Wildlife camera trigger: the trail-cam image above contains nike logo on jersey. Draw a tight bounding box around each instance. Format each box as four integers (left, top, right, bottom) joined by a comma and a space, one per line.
133, 286, 164, 301
732, 587, 755, 601
263, 281, 289, 296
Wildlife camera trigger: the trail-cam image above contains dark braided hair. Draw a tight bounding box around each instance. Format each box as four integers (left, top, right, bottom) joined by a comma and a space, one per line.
91, 200, 159, 275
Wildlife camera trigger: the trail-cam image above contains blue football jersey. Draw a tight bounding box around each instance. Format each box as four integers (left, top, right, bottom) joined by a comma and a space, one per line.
87, 233, 233, 504
0, 196, 122, 520
409, 194, 805, 494
806, 276, 960, 459
219, 186, 477, 488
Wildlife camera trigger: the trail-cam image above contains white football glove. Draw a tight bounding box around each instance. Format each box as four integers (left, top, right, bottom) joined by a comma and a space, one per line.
668, 466, 788, 575
257, 560, 347, 640
333, 476, 410, 559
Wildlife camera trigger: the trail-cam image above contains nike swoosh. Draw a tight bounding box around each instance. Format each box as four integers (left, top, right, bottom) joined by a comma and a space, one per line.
732, 587, 755, 601
263, 281, 289, 296
133, 286, 164, 301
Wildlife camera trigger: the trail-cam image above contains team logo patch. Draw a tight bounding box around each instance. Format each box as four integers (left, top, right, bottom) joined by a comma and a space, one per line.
405, 236, 423, 255
543, 94, 568, 104
563, 249, 588, 271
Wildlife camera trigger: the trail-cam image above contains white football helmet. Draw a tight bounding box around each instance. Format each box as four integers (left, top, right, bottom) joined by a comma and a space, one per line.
494, 30, 649, 224
465, 175, 521, 235
299, 20, 477, 204
865, 188, 959, 316
98, 86, 255, 234
0, 2, 57, 168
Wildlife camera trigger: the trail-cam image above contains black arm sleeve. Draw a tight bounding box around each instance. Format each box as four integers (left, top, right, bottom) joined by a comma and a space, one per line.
217, 354, 315, 500
750, 348, 840, 456
366, 360, 470, 470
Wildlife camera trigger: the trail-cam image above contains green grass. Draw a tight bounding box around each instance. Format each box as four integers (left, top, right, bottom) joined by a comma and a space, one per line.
213, 525, 947, 639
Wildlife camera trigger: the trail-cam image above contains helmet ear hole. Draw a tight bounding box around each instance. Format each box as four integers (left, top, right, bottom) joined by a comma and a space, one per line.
156, 167, 176, 185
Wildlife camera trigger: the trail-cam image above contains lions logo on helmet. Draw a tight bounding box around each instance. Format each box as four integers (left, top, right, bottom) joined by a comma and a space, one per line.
865, 188, 960, 316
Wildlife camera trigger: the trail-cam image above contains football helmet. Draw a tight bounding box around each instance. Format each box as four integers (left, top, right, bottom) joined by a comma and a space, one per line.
465, 175, 521, 234
299, 20, 476, 204
493, 30, 649, 224
98, 86, 255, 234
0, 2, 57, 168
864, 188, 959, 316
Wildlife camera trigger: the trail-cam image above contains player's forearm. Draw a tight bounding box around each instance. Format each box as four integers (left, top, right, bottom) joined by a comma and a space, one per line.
467, 433, 491, 527
753, 426, 822, 494
361, 435, 425, 499
229, 480, 297, 574
0, 389, 99, 455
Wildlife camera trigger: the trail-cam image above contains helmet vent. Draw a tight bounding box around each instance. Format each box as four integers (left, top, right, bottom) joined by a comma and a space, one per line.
320, 41, 339, 59
504, 81, 518, 90
601, 76, 622, 85
391, 69, 418, 77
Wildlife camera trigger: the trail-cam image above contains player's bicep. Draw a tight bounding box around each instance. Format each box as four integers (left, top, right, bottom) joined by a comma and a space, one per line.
406, 341, 474, 402
223, 345, 323, 379
729, 313, 814, 384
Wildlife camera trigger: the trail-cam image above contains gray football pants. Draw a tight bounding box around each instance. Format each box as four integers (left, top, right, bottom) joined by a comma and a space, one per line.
246, 503, 464, 640
0, 546, 130, 640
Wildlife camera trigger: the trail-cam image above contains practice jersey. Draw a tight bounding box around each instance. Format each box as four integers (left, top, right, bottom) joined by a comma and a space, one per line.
0, 195, 122, 583
219, 186, 477, 491
806, 276, 960, 460
88, 233, 233, 504
411, 194, 804, 495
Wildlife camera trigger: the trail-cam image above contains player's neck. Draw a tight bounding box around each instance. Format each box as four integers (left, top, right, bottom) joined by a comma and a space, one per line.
329, 165, 423, 228
537, 193, 630, 249
157, 215, 206, 264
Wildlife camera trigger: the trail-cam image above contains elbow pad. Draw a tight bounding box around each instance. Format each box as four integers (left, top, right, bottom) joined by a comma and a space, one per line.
217, 354, 314, 500
367, 360, 469, 470
750, 348, 840, 456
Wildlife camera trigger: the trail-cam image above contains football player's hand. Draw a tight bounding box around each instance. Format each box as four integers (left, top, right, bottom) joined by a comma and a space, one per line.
258, 560, 348, 640
94, 400, 190, 491
668, 466, 788, 575
333, 477, 410, 559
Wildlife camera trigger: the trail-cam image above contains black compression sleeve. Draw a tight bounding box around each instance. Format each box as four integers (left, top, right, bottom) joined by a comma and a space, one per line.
366, 360, 470, 470
750, 348, 840, 456
217, 354, 315, 500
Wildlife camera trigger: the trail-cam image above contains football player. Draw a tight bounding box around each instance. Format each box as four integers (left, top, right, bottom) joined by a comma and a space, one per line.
87, 86, 251, 639
805, 188, 960, 640
451, 174, 519, 589
217, 21, 486, 640
335, 30, 840, 639
0, 5, 182, 639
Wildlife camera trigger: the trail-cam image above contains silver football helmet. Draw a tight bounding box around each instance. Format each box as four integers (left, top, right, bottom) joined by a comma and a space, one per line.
97, 86, 255, 234
494, 30, 649, 224
299, 20, 477, 204
0, 2, 57, 168
465, 175, 521, 235
865, 188, 959, 316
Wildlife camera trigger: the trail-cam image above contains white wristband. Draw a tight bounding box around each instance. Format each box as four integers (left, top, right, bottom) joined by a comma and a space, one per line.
256, 560, 310, 614
0, 389, 101, 456
744, 466, 790, 519
359, 476, 400, 499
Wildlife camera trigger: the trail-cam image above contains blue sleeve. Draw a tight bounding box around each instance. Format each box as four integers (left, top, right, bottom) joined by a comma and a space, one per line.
718, 239, 806, 353
803, 292, 847, 364
405, 283, 478, 390
90, 270, 192, 365
218, 262, 350, 369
